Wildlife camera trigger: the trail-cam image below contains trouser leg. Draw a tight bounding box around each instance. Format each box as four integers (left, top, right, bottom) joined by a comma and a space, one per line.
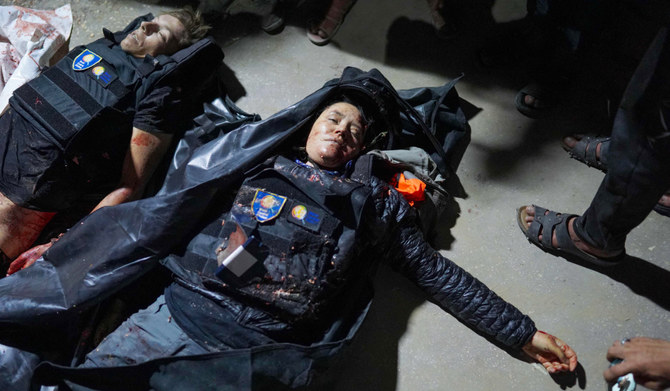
80, 295, 209, 368
574, 28, 670, 252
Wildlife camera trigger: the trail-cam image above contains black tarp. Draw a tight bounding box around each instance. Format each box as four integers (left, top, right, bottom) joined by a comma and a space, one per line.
0, 67, 470, 390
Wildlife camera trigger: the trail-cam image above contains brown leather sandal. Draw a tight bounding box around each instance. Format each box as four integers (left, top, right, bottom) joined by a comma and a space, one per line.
307, 0, 357, 46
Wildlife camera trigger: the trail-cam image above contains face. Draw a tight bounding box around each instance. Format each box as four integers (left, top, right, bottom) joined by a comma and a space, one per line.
305, 102, 367, 169
120, 14, 186, 58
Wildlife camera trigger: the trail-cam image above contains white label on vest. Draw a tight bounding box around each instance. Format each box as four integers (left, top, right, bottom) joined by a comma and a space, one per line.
220, 236, 260, 277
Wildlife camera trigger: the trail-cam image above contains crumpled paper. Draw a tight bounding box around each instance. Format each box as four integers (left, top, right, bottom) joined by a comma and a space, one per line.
0, 4, 73, 113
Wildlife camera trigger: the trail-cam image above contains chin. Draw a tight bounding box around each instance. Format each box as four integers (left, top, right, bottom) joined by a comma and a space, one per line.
120, 41, 134, 52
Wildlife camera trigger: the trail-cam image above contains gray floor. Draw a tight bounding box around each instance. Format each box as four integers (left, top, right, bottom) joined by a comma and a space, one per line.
3, 0, 669, 390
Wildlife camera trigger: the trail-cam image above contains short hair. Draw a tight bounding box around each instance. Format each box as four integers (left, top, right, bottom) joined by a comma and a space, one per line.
163, 6, 211, 48
317, 92, 386, 149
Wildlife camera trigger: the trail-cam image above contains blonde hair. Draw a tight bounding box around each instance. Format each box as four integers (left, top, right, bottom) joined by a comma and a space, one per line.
163, 6, 211, 48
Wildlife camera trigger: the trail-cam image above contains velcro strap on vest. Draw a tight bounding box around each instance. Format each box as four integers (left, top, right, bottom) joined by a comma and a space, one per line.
12, 48, 131, 150
45, 67, 103, 115
12, 84, 75, 149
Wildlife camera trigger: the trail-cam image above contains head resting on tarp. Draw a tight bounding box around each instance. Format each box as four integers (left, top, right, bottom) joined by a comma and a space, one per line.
289, 88, 399, 170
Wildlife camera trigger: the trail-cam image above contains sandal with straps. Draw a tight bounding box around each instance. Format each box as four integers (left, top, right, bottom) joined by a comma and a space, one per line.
517, 205, 625, 267
561, 134, 610, 173
562, 135, 670, 217
307, 0, 357, 46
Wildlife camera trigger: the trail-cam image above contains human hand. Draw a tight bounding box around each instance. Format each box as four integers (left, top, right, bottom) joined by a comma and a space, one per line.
6, 234, 61, 276
522, 330, 578, 374
604, 337, 670, 390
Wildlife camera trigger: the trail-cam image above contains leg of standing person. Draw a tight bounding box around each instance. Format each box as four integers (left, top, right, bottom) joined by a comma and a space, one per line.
306, 0, 357, 46
518, 27, 670, 263
572, 27, 670, 254
516, 0, 617, 117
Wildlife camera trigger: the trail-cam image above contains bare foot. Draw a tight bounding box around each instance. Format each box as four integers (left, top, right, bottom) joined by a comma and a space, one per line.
522, 206, 622, 259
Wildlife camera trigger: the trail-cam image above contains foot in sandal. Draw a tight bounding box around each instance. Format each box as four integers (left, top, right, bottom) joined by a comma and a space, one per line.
517, 205, 625, 266
306, 0, 357, 46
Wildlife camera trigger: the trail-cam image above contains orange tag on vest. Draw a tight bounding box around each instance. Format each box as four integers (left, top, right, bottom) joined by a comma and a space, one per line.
392, 173, 426, 206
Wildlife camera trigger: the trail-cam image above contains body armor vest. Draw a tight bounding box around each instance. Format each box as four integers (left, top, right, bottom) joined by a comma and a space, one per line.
168, 156, 373, 323
11, 15, 221, 154
12, 40, 139, 152
6, 14, 223, 209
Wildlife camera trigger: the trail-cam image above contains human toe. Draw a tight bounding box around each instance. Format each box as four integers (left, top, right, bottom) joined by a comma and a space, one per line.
659, 192, 670, 207
523, 94, 537, 107
561, 135, 580, 149
523, 93, 551, 109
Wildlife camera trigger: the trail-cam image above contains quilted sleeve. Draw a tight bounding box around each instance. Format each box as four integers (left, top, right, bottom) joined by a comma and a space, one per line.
367, 177, 537, 350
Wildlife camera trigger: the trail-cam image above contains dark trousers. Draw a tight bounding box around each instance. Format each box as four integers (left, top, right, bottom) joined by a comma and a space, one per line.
573, 28, 670, 252
529, 0, 613, 50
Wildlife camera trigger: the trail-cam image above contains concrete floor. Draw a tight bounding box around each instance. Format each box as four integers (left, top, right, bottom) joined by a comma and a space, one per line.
2, 0, 669, 390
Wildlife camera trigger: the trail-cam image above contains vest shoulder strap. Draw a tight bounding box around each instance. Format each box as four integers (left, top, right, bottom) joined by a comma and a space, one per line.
152, 36, 224, 87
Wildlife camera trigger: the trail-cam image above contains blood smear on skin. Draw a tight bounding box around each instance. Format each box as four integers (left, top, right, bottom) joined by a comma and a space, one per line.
131, 133, 155, 147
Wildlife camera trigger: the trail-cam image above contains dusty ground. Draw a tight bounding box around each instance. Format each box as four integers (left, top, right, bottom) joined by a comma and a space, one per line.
1, 0, 669, 390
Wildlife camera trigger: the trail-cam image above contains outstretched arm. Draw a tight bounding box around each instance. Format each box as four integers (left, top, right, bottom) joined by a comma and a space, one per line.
604, 337, 670, 390
370, 177, 577, 373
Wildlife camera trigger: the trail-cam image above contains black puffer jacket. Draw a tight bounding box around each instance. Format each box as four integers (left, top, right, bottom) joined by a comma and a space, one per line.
367, 174, 536, 350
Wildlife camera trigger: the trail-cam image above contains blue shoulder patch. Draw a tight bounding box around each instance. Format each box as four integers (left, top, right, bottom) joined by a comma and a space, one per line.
72, 49, 102, 71
252, 190, 287, 223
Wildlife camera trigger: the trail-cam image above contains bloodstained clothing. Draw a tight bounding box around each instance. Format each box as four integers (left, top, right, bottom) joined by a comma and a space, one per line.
163, 156, 537, 351
0, 16, 187, 212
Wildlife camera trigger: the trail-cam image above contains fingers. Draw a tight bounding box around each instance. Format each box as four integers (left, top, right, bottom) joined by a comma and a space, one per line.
21, 257, 38, 270
538, 357, 570, 374
6, 242, 52, 276
556, 338, 578, 371
539, 358, 565, 374
606, 341, 626, 362
532, 353, 562, 373
603, 360, 635, 382
526, 331, 578, 374
540, 332, 568, 363
6, 255, 27, 276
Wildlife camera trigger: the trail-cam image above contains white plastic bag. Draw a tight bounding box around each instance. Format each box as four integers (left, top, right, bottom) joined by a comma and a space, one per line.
0, 4, 73, 113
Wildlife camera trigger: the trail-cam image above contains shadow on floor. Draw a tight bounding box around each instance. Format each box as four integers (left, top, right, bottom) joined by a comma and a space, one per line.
333, 265, 427, 391
562, 254, 670, 311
